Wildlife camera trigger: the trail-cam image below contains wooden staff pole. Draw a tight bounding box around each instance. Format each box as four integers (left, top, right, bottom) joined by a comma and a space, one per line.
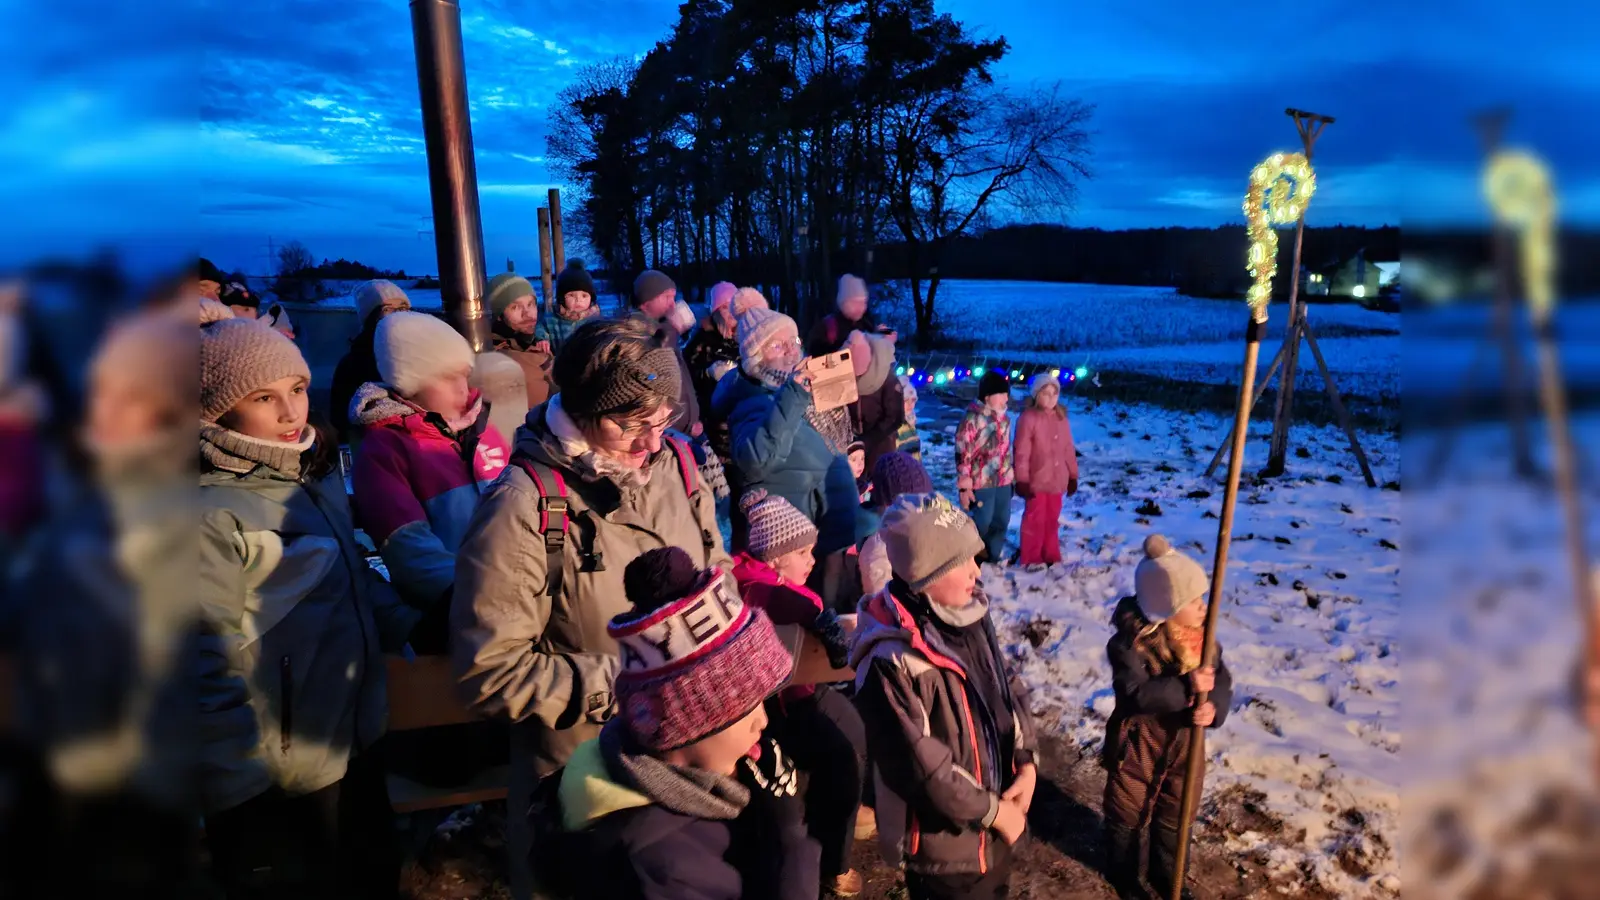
536, 207, 555, 310
1170, 316, 1264, 900
548, 187, 566, 274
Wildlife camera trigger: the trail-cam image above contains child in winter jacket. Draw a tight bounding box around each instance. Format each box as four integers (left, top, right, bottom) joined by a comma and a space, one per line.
895, 375, 922, 461
730, 491, 865, 897
1102, 535, 1233, 900
851, 493, 1038, 900
1012, 375, 1078, 570
535, 259, 601, 355
956, 371, 1014, 564
349, 310, 510, 653
198, 312, 414, 898
546, 547, 821, 900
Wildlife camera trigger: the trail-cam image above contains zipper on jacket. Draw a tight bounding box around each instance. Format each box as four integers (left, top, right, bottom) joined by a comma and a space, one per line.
299, 475, 375, 753
279, 654, 293, 753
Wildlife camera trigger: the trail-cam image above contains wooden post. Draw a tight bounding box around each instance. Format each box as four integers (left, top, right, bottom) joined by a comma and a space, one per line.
1264, 108, 1333, 477
536, 207, 555, 310
1205, 337, 1290, 479
1303, 325, 1378, 486
548, 188, 566, 274
1171, 315, 1266, 900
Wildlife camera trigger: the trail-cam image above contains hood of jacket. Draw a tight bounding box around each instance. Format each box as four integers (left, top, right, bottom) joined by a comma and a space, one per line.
857, 333, 895, 396
560, 723, 749, 832
850, 584, 981, 679
348, 381, 486, 437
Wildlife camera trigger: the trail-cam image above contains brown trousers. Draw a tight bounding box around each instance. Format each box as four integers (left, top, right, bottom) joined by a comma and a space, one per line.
1102, 716, 1204, 831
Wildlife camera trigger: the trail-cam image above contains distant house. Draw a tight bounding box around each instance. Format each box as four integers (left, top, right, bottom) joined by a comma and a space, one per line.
1303, 248, 1394, 302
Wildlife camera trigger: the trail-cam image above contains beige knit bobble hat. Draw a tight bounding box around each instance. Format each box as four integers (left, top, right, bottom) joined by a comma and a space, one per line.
1133, 534, 1210, 621
200, 318, 312, 423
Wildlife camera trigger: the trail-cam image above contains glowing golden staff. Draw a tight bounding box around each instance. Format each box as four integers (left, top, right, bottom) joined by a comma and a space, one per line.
1484, 150, 1600, 748
1169, 150, 1318, 900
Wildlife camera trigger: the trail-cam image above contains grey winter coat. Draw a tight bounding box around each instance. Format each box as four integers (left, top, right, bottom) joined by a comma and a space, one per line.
197, 436, 414, 814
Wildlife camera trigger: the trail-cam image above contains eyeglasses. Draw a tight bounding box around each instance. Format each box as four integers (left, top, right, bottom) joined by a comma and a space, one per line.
604, 408, 678, 439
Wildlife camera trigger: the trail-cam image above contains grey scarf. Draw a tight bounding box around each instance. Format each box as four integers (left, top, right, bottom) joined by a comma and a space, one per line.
199, 423, 314, 479
926, 585, 992, 629
600, 723, 749, 821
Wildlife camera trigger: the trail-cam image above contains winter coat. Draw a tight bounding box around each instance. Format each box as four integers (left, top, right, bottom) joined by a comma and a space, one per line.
3, 436, 200, 814
450, 396, 733, 782
0, 384, 46, 545
684, 321, 741, 460
850, 584, 1037, 877
543, 724, 819, 900
955, 402, 1013, 491
732, 552, 824, 704
712, 372, 857, 555
852, 335, 905, 473
348, 384, 510, 614
533, 306, 595, 358
329, 335, 380, 443
490, 331, 556, 410
895, 421, 922, 461
805, 310, 881, 358
1013, 406, 1077, 497
1101, 597, 1233, 804
197, 432, 416, 814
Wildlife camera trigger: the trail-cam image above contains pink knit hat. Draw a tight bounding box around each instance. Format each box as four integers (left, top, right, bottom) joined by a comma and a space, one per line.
611, 548, 793, 751
708, 281, 738, 313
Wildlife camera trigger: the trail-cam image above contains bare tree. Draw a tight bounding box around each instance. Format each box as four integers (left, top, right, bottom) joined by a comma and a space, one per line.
888, 83, 1094, 347
272, 240, 319, 303
276, 240, 314, 276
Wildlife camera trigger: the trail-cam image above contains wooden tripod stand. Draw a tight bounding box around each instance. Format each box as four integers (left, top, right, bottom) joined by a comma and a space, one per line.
1205, 109, 1377, 487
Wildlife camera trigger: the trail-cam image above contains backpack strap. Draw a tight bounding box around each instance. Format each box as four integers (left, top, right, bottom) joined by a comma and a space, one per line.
511, 453, 569, 598
664, 435, 717, 558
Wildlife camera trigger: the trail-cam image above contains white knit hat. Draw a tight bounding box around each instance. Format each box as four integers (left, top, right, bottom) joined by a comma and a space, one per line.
1028, 372, 1060, 398
1133, 534, 1210, 621
354, 279, 411, 325
736, 307, 798, 373
836, 274, 868, 309
375, 311, 476, 398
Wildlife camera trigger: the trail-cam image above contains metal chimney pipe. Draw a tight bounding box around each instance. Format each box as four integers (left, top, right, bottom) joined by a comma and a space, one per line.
410, 0, 490, 351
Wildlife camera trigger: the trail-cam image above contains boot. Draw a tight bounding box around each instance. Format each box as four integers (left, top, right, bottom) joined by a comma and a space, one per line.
1103, 822, 1146, 900
1148, 822, 1196, 900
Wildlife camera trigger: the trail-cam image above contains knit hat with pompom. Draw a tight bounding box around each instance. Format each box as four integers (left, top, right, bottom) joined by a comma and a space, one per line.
1133, 534, 1210, 621
610, 547, 793, 751
741, 489, 819, 563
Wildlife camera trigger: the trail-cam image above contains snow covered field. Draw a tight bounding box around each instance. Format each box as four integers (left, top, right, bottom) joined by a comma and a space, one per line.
908, 392, 1403, 897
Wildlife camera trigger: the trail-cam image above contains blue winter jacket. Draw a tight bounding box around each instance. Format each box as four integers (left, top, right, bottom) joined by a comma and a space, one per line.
712, 371, 857, 554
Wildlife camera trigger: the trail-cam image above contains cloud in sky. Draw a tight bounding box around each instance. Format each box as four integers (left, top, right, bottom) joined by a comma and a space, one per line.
2, 0, 1596, 275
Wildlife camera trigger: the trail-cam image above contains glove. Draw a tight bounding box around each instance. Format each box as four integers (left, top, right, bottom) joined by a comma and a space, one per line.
739, 737, 806, 829
1015, 482, 1033, 500
1068, 477, 1079, 497
812, 607, 852, 671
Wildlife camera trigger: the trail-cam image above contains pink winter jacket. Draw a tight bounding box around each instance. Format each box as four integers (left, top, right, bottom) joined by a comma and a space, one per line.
1013, 406, 1077, 496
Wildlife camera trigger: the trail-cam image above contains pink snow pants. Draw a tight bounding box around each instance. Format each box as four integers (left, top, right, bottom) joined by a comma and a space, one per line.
1018, 491, 1063, 566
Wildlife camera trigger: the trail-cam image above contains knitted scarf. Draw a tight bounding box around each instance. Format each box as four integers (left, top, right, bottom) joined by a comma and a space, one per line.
199, 423, 315, 479
539, 395, 653, 490
599, 723, 749, 821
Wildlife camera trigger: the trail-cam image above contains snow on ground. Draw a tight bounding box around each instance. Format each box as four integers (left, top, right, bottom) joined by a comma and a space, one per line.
913, 392, 1402, 897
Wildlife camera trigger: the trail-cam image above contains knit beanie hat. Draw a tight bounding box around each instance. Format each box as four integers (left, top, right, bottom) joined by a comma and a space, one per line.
1029, 372, 1059, 398
1134, 535, 1210, 621
197, 258, 226, 285
871, 452, 933, 505
375, 311, 477, 398
200, 317, 312, 423
611, 548, 793, 751
487, 272, 537, 318
978, 370, 1010, 401
555, 260, 596, 302
708, 281, 737, 313
836, 274, 868, 310
632, 270, 676, 309
741, 489, 819, 563
736, 307, 798, 372
731, 287, 770, 316
354, 279, 411, 325
880, 492, 985, 594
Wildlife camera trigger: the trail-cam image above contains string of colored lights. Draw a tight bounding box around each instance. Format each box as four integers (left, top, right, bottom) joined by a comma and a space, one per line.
892, 356, 1095, 391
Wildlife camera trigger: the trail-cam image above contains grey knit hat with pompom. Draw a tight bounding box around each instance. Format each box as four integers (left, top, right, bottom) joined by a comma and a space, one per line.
1133, 534, 1209, 621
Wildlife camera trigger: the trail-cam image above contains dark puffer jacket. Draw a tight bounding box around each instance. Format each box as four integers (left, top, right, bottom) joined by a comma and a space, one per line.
849, 584, 1037, 878
684, 320, 741, 460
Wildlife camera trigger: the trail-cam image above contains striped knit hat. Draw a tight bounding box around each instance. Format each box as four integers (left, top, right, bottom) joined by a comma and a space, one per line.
740, 489, 818, 562
612, 548, 792, 751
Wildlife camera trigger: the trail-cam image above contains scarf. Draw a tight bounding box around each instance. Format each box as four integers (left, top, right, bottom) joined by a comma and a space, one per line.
1164, 620, 1205, 675
199, 422, 315, 478
916, 584, 992, 629
492, 319, 539, 352
540, 395, 652, 490
600, 723, 749, 821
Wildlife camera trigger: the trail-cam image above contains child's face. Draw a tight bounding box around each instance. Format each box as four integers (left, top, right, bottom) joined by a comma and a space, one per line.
771, 543, 817, 585
676, 703, 768, 777
501, 294, 538, 335
1172, 598, 1207, 629
984, 392, 1009, 413
88, 367, 180, 447
1034, 383, 1059, 410
410, 363, 474, 421
839, 295, 868, 322
848, 449, 866, 480
923, 557, 981, 609
561, 291, 592, 315
220, 374, 310, 443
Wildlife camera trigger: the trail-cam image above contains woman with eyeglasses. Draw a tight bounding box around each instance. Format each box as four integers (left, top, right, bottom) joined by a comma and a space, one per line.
451, 316, 765, 899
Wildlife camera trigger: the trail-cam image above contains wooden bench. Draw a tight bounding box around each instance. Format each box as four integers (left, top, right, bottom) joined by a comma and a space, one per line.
384, 654, 510, 813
